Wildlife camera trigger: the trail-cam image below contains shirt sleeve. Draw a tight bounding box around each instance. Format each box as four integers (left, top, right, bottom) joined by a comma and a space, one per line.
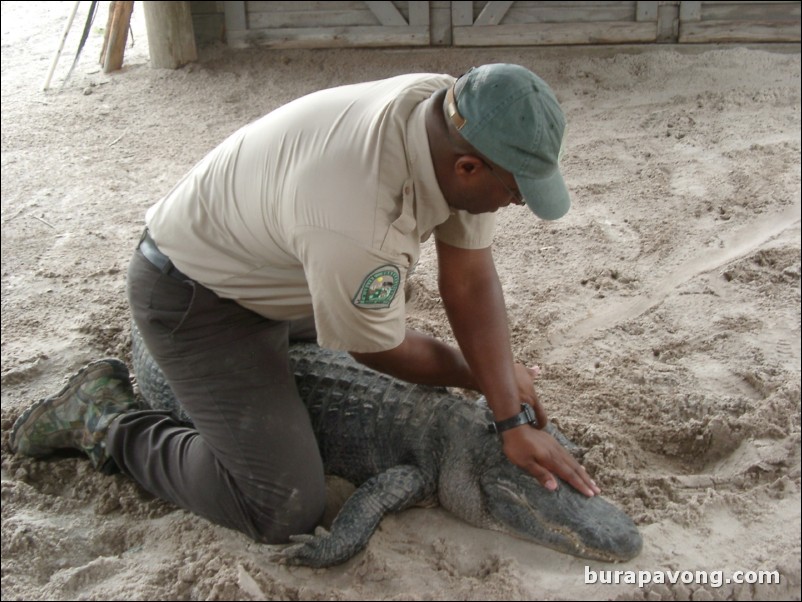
434, 210, 496, 249
295, 227, 408, 353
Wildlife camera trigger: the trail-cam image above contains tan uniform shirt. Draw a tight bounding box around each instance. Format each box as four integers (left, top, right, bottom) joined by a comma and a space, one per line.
146, 73, 495, 353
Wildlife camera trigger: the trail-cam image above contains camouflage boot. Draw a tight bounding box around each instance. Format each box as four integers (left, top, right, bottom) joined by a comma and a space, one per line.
10, 359, 142, 470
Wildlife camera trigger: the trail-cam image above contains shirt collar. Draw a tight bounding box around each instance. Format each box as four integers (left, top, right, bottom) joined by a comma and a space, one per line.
405, 97, 452, 236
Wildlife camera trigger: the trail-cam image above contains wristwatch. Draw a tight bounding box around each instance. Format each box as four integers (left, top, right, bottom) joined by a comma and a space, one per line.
487, 404, 537, 434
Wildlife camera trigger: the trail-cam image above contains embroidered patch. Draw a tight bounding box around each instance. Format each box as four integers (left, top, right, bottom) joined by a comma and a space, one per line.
353, 265, 401, 309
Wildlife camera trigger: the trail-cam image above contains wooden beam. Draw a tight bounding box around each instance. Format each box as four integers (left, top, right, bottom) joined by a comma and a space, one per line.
656, 3, 679, 42
679, 1, 702, 22
142, 1, 197, 69
452, 1, 473, 27
365, 1, 407, 26
475, 1, 513, 26
101, 1, 133, 73
636, 1, 658, 22
679, 19, 801, 43
230, 25, 430, 49
430, 1, 452, 45
409, 1, 430, 27
224, 0, 247, 41
454, 21, 658, 46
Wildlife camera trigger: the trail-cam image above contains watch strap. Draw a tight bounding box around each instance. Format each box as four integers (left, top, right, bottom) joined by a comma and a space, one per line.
488, 404, 536, 434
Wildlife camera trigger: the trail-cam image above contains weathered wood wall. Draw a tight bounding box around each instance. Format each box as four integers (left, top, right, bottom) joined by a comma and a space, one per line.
187, 1, 801, 49
679, 1, 801, 43
452, 1, 661, 46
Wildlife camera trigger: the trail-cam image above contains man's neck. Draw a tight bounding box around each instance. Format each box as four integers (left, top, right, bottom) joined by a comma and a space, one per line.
424, 88, 452, 204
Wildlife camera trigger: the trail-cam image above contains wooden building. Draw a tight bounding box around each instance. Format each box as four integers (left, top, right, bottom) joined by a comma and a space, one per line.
137, 1, 798, 70
187, 1, 800, 49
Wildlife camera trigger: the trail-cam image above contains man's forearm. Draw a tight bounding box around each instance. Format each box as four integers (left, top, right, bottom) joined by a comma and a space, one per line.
350, 328, 476, 389
436, 241, 522, 421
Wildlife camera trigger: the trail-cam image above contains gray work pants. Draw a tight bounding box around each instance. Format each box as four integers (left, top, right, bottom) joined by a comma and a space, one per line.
108, 248, 326, 543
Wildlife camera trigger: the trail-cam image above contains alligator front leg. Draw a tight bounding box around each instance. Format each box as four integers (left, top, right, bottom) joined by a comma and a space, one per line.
273, 464, 434, 567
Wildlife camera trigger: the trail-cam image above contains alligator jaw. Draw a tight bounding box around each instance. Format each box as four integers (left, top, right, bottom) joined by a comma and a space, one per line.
480, 464, 642, 562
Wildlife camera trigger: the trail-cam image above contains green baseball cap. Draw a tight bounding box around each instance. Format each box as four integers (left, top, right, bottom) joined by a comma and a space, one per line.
445, 64, 570, 220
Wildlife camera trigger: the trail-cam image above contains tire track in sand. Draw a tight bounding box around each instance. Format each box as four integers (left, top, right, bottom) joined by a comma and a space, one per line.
547, 202, 801, 361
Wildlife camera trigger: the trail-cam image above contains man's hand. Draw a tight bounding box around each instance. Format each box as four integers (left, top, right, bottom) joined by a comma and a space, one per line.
513, 362, 547, 428
507, 362, 599, 496
501, 426, 600, 497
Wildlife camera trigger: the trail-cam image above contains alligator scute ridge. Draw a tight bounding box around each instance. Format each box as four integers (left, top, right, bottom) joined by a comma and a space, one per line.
131, 323, 642, 567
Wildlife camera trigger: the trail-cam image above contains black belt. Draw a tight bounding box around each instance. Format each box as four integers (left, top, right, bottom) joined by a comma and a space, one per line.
138, 229, 189, 280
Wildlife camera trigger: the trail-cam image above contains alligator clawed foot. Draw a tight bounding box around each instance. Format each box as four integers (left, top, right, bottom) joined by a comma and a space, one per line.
288, 525, 330, 544
271, 526, 347, 567
269, 541, 318, 566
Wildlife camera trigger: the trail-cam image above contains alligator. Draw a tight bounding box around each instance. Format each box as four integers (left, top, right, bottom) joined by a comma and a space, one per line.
131, 324, 642, 567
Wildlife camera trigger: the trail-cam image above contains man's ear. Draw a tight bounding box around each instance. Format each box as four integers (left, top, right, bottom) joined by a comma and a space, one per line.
454, 155, 484, 177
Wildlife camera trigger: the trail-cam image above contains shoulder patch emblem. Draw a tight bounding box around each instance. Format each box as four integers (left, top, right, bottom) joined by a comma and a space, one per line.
353, 265, 401, 309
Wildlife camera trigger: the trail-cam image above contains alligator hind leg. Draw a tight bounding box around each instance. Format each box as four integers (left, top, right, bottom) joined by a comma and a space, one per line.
273, 464, 435, 567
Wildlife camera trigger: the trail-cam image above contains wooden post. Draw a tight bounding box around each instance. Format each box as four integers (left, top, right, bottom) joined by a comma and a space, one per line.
100, 1, 134, 73
142, 1, 197, 70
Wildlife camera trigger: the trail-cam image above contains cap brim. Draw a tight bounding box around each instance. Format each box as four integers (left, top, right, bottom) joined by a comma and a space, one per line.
516, 169, 571, 220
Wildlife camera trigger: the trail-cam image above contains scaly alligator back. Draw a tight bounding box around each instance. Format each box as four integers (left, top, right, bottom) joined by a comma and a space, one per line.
133, 325, 454, 487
